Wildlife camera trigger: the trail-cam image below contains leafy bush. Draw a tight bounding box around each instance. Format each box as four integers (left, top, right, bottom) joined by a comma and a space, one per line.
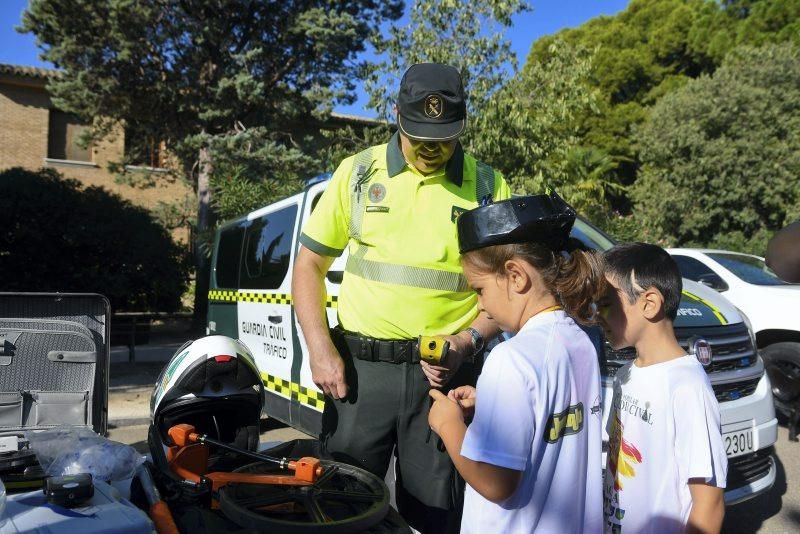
0, 167, 189, 311
633, 43, 800, 255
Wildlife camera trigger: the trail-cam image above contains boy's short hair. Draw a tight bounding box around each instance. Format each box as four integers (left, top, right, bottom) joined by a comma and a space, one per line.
603, 243, 682, 321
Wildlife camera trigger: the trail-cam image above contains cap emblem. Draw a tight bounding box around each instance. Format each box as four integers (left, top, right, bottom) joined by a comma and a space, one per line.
424, 94, 443, 118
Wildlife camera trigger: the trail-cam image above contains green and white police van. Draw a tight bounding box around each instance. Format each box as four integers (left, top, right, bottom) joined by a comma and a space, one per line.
207, 174, 778, 505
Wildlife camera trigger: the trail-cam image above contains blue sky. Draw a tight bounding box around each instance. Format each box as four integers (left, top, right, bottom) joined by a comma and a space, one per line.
0, 0, 629, 116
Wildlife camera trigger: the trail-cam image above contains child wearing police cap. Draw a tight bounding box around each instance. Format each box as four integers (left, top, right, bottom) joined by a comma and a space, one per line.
428, 192, 605, 533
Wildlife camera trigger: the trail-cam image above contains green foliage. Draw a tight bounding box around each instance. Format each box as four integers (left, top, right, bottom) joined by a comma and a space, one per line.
21, 0, 403, 208
0, 167, 189, 311
633, 42, 800, 255
318, 124, 395, 174
527, 0, 800, 200
471, 40, 622, 215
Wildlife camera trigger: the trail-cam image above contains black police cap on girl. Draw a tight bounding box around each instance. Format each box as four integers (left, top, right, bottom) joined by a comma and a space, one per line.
457, 192, 577, 254
397, 63, 466, 142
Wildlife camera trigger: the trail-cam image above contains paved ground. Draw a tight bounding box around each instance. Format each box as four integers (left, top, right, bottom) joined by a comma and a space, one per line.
107, 344, 800, 533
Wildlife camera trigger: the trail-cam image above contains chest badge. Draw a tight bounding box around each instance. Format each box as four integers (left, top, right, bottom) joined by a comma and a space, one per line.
368, 183, 386, 203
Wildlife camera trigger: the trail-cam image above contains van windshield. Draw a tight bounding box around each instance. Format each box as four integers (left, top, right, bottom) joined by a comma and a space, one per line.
708, 253, 792, 286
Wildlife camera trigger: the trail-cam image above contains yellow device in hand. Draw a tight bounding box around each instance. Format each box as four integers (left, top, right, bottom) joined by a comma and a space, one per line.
417, 335, 450, 365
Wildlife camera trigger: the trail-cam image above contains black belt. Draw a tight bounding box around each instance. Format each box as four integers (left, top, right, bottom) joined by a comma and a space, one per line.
334, 328, 419, 364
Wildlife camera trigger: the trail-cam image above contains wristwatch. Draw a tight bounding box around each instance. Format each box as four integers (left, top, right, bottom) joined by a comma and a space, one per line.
465, 327, 485, 356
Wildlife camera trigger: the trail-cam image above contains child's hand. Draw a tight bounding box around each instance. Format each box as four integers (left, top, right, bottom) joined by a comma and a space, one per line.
448, 386, 476, 416
428, 389, 464, 435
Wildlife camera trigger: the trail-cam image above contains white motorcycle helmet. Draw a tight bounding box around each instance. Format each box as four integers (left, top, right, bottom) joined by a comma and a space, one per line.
148, 335, 264, 474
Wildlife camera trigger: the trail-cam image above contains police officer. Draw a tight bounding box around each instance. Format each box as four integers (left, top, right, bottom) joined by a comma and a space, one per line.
292, 63, 511, 533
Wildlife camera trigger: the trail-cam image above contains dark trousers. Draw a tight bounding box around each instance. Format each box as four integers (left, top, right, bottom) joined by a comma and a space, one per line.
321, 339, 475, 534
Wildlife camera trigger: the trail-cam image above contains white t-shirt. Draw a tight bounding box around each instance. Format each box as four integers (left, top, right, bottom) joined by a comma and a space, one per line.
603, 356, 728, 534
460, 310, 603, 534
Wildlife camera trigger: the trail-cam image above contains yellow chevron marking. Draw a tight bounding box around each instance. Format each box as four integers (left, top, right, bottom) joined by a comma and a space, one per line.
261, 372, 325, 412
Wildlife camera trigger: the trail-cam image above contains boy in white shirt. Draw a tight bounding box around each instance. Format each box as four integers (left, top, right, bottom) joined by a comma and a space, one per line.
600, 243, 727, 533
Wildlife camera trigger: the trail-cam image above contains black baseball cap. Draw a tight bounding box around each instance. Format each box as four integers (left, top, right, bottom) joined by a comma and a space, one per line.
397, 63, 466, 142
457, 192, 577, 254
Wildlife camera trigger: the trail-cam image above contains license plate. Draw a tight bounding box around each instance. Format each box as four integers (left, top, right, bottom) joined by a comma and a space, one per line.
723, 428, 754, 458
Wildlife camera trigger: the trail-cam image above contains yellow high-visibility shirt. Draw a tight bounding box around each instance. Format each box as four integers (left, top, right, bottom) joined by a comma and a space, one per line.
300, 131, 512, 339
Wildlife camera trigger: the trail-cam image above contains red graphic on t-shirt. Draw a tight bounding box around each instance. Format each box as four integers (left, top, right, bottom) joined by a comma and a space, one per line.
607, 414, 643, 491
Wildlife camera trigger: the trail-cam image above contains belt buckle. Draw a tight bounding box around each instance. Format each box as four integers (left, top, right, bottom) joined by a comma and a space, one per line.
397, 341, 413, 364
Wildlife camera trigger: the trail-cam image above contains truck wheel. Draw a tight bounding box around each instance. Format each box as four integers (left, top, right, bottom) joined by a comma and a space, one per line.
762, 342, 800, 442
762, 342, 800, 402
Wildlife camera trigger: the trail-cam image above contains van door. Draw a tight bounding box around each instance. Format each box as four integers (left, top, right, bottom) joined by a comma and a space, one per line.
235, 197, 300, 426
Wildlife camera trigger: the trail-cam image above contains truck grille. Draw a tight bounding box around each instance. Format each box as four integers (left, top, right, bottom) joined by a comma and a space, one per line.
727, 448, 773, 489
602, 323, 761, 402
675, 323, 757, 372
712, 377, 761, 402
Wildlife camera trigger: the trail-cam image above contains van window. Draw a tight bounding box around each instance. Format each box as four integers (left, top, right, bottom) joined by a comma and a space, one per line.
672, 255, 716, 281
310, 192, 323, 213
215, 224, 245, 288
240, 205, 298, 289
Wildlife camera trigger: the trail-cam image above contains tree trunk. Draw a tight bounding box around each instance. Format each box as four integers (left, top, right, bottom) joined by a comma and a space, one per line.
192, 145, 212, 329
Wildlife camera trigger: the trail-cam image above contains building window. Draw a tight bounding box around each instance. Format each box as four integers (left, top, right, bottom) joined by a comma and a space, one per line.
48, 110, 92, 162
125, 126, 166, 169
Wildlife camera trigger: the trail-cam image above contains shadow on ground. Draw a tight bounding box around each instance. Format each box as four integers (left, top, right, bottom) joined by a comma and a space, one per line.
109, 362, 165, 390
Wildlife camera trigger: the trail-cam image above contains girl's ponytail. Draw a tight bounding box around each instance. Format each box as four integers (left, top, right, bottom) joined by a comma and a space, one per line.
553, 245, 606, 325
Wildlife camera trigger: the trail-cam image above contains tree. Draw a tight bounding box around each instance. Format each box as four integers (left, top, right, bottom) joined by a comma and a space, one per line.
471, 40, 622, 217
0, 167, 188, 312
632, 43, 800, 254
527, 0, 800, 211
22, 0, 402, 321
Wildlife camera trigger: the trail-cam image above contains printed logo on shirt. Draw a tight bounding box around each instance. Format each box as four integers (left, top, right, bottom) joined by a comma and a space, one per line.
543, 402, 584, 443
604, 412, 642, 533
614, 393, 654, 425
607, 415, 644, 491
591, 395, 602, 416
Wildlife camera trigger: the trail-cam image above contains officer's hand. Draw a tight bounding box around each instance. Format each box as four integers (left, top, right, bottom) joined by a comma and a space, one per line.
310, 345, 348, 400
428, 389, 464, 436
420, 360, 450, 389
420, 331, 472, 388
448, 386, 476, 416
